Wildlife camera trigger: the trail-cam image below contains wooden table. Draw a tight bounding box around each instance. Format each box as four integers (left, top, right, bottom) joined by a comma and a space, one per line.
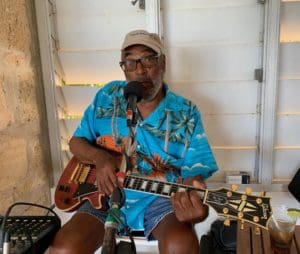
237, 222, 300, 254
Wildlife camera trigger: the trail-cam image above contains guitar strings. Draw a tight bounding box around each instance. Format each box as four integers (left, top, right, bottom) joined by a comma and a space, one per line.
124, 176, 205, 192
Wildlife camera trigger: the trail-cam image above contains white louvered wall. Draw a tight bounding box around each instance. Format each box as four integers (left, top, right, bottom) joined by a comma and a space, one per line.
37, 0, 300, 185
54, 0, 147, 170
162, 0, 265, 181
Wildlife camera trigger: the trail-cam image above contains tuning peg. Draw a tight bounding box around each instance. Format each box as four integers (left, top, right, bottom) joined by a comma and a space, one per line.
231, 184, 238, 192
253, 216, 259, 223
224, 218, 231, 227
256, 197, 262, 204
254, 227, 261, 235
223, 207, 229, 214
245, 187, 252, 195
261, 191, 266, 197
226, 191, 232, 198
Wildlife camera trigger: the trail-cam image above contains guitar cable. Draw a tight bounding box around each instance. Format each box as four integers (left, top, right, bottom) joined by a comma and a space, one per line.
46, 203, 57, 216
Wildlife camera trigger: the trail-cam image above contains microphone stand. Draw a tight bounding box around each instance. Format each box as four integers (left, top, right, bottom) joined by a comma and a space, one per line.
101, 108, 138, 254
101, 188, 124, 254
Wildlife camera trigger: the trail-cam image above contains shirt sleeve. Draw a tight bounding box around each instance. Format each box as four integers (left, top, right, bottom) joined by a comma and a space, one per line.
181, 107, 218, 180
73, 92, 99, 143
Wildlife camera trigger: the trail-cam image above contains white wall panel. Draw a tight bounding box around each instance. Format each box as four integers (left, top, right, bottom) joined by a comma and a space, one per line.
59, 86, 99, 115
56, 10, 145, 50
170, 81, 258, 114
208, 149, 256, 182
203, 115, 257, 147
273, 150, 300, 179
277, 79, 300, 113
56, 0, 142, 13
55, 0, 147, 83
280, 2, 300, 42
279, 43, 300, 78
164, 4, 262, 44
166, 44, 262, 82
275, 115, 300, 146
164, 0, 258, 9
59, 51, 124, 84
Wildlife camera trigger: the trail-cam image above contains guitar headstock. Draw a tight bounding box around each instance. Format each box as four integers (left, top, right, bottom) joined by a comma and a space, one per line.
204, 187, 272, 229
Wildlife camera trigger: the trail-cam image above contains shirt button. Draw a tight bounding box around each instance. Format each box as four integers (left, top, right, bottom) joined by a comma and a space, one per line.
139, 123, 143, 127
137, 145, 141, 149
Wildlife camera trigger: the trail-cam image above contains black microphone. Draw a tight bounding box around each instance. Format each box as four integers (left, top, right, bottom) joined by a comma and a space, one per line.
101, 188, 125, 254
123, 81, 143, 127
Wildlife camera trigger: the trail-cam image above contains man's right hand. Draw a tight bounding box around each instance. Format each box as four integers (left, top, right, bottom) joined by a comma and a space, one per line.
69, 136, 119, 196
94, 152, 118, 196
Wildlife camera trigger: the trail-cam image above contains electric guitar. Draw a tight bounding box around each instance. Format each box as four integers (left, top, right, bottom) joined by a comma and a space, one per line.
55, 156, 272, 229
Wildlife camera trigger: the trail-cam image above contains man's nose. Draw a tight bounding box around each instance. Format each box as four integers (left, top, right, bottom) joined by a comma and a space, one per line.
135, 60, 146, 74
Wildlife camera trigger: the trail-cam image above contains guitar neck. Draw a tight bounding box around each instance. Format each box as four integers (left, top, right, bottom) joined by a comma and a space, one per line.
124, 175, 206, 200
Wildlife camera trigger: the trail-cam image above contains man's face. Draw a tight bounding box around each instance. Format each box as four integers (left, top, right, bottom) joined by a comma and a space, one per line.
121, 45, 165, 102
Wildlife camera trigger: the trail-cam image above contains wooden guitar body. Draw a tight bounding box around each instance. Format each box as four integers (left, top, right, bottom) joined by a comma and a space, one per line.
55, 156, 107, 212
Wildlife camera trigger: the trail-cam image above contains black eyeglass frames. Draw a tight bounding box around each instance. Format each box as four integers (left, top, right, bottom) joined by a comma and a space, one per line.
119, 54, 160, 72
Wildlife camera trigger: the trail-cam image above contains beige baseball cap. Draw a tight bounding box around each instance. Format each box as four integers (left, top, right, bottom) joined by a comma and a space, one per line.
121, 30, 165, 55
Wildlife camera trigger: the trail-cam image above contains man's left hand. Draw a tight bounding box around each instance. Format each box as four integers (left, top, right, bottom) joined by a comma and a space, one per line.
170, 176, 209, 224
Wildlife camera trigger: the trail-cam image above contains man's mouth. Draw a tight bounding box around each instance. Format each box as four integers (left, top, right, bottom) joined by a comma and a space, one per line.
139, 80, 153, 88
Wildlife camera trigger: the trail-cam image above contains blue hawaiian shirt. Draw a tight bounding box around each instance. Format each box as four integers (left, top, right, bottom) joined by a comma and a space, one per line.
73, 80, 218, 230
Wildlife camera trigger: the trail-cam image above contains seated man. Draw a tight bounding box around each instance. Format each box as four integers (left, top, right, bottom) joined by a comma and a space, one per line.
50, 29, 218, 254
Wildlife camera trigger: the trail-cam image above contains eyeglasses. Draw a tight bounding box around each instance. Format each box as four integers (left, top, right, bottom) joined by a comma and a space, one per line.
119, 54, 160, 72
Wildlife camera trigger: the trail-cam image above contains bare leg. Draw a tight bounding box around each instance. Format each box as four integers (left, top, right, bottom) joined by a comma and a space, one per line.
152, 213, 199, 254
49, 213, 105, 254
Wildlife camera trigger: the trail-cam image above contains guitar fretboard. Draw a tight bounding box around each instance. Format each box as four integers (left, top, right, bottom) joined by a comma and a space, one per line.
123, 175, 206, 199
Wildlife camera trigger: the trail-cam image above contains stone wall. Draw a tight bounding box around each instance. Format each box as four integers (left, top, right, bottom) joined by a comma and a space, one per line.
0, 0, 52, 214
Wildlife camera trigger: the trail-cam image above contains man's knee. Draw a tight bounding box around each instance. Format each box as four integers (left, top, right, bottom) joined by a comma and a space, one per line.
49, 213, 104, 254
49, 235, 76, 254
50, 231, 99, 254
159, 227, 199, 254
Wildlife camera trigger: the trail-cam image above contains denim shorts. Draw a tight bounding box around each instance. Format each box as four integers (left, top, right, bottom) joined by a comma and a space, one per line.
77, 196, 174, 240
